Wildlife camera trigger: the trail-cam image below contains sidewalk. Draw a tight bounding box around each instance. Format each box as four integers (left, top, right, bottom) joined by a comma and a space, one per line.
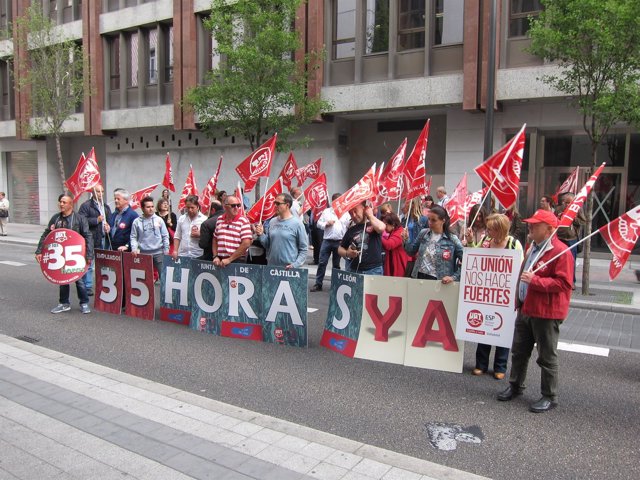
0, 334, 487, 480
4, 222, 639, 314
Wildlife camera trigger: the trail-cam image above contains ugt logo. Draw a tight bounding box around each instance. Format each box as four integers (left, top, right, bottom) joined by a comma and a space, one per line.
250, 147, 271, 176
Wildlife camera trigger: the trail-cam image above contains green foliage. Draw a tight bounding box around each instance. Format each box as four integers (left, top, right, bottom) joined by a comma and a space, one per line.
527, 0, 640, 147
185, 0, 331, 152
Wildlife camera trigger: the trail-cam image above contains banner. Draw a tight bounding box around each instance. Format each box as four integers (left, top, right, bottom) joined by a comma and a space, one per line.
94, 249, 123, 314
455, 248, 522, 348
160, 255, 193, 325
122, 252, 155, 320
261, 267, 308, 346
38, 228, 88, 285
278, 152, 298, 188
65, 150, 102, 202
236, 134, 277, 192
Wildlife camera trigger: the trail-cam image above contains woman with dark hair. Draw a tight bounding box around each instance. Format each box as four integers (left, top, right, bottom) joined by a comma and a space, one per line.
157, 198, 177, 255
464, 204, 487, 248
422, 195, 435, 215
381, 213, 409, 277
402, 205, 463, 284
539, 195, 555, 212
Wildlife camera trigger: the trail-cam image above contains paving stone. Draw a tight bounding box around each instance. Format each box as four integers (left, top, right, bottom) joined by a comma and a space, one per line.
308, 462, 349, 480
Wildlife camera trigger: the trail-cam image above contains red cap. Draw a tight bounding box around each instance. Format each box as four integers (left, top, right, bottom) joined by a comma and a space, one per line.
523, 209, 558, 228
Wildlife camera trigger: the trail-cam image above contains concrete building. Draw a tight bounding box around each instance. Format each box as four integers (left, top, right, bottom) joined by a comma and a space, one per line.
0, 0, 637, 254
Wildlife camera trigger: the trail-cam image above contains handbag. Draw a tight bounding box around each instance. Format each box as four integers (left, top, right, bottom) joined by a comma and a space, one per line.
0, 209, 8, 218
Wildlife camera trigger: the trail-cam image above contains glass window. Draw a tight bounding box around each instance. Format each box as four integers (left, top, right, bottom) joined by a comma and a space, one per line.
364, 0, 389, 54
434, 0, 463, 45
128, 32, 139, 87
164, 25, 173, 82
333, 0, 356, 59
509, 0, 542, 38
148, 28, 158, 84
108, 36, 120, 91
544, 134, 626, 168
398, 0, 425, 51
0, 0, 11, 38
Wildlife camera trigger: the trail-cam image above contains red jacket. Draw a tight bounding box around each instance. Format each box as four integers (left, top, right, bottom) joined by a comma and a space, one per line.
520, 236, 574, 320
382, 228, 409, 277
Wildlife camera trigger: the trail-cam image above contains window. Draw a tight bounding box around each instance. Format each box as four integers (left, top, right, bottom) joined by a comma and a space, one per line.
128, 32, 139, 87
0, 0, 11, 39
333, 0, 356, 59
49, 0, 58, 21
0, 60, 11, 120
148, 28, 158, 84
398, 0, 425, 51
365, 0, 389, 54
163, 25, 173, 82
509, 0, 542, 38
108, 36, 120, 91
434, 0, 463, 45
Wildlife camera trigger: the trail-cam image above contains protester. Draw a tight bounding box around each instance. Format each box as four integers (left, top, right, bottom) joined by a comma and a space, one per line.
309, 208, 324, 265
402, 205, 463, 284
106, 189, 138, 252
556, 192, 585, 289
78, 185, 111, 296
216, 190, 227, 205
381, 213, 409, 277
198, 200, 224, 261
422, 195, 434, 215
35, 193, 93, 314
539, 195, 555, 212
212, 195, 252, 266
338, 201, 386, 275
0, 191, 9, 236
506, 203, 525, 246
255, 193, 308, 268
172, 195, 207, 259
400, 198, 426, 244
463, 204, 487, 247
156, 198, 177, 253
497, 209, 573, 413
378, 202, 393, 218
436, 186, 450, 207
130, 196, 170, 279
310, 193, 350, 291
290, 187, 304, 220
473, 214, 523, 380
161, 189, 173, 212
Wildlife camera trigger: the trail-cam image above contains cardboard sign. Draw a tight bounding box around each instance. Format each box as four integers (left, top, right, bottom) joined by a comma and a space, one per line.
160, 255, 192, 325
122, 252, 155, 320
261, 267, 308, 347
456, 248, 522, 348
94, 249, 123, 314
38, 228, 88, 285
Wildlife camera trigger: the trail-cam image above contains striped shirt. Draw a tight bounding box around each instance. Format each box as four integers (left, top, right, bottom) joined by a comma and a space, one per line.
214, 214, 252, 259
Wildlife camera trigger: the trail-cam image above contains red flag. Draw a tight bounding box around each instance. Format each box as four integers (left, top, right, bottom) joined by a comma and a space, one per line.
235, 133, 277, 192
445, 174, 468, 225
162, 153, 176, 192
552, 166, 579, 204
65, 149, 102, 202
234, 182, 246, 217
246, 178, 284, 224
178, 165, 198, 211
302, 173, 329, 220
295, 158, 322, 186
403, 120, 430, 199
474, 125, 525, 209
200, 156, 224, 215
463, 187, 489, 218
130, 183, 160, 210
558, 162, 606, 229
376, 139, 407, 204
599, 205, 640, 280
332, 164, 378, 219
278, 152, 298, 188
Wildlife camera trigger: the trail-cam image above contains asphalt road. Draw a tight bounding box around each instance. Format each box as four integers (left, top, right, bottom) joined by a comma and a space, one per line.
1, 243, 639, 480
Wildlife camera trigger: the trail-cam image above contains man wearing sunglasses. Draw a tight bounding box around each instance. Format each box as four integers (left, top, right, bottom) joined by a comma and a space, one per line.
254, 193, 308, 269
212, 195, 252, 267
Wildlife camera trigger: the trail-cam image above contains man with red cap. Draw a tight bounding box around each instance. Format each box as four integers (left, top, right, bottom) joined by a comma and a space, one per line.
497, 209, 574, 413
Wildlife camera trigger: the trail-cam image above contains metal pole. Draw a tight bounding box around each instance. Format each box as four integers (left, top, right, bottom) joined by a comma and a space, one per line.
483, 0, 497, 213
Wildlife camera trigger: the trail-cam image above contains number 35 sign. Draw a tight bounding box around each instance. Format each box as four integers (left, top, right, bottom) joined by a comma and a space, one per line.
38, 228, 88, 285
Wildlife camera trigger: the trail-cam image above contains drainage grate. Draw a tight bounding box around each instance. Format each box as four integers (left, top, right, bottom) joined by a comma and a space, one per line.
15, 335, 40, 344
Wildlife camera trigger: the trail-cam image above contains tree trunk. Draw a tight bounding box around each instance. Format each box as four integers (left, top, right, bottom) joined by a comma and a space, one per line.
580, 147, 598, 295
253, 134, 262, 202
55, 134, 66, 192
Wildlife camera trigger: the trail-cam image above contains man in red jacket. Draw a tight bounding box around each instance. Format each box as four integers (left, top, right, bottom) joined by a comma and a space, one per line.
497, 209, 574, 413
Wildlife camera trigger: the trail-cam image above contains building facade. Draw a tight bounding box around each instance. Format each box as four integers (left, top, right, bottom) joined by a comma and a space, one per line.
0, 0, 638, 254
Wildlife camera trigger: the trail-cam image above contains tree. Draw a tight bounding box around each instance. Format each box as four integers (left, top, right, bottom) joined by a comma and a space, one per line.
185, 0, 331, 198
14, 4, 87, 191
527, 0, 640, 294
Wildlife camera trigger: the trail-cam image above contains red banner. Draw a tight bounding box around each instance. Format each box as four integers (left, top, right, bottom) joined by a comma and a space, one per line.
599, 205, 640, 281
94, 249, 123, 314
122, 252, 155, 320
246, 178, 284, 223
332, 164, 378, 219
278, 152, 298, 188
65, 149, 102, 202
552, 166, 579, 203
236, 134, 277, 192
130, 183, 160, 210
463, 187, 488, 218
200, 156, 223, 215
178, 165, 198, 211
162, 153, 175, 192
446, 174, 468, 226
38, 228, 88, 285
295, 158, 322, 186
302, 173, 329, 220
403, 120, 430, 199
474, 126, 525, 209
376, 138, 407, 203
558, 162, 606, 229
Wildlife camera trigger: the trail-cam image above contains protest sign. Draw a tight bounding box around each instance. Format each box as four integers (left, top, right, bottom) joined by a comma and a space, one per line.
94, 249, 123, 314
160, 255, 192, 325
122, 252, 155, 320
38, 228, 88, 285
261, 267, 308, 347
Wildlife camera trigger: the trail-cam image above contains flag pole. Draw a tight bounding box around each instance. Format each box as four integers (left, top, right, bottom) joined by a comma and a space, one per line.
258, 177, 270, 224
530, 229, 598, 274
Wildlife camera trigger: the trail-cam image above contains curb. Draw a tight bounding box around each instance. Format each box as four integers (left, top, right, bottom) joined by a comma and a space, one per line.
569, 300, 640, 315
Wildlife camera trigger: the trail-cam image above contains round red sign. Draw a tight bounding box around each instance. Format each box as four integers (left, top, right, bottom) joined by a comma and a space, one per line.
38, 228, 88, 285
466, 309, 484, 328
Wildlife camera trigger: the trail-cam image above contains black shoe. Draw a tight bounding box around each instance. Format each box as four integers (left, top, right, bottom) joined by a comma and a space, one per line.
87, 288, 94, 296
310, 284, 322, 292
529, 396, 557, 413
497, 385, 522, 401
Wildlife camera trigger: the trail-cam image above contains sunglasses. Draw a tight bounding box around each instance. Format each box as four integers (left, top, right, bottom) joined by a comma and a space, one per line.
226, 203, 241, 208
273, 201, 286, 206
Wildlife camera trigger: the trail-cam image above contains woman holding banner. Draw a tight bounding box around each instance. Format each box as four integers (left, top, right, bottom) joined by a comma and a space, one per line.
472, 214, 523, 380
402, 205, 463, 284
381, 213, 409, 277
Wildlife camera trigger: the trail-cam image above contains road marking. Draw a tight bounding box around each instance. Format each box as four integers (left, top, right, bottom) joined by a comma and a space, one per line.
307, 308, 318, 313
558, 342, 609, 357
0, 261, 26, 267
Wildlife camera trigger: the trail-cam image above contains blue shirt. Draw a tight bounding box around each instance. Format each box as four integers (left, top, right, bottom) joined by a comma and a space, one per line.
519, 243, 542, 303
259, 216, 308, 268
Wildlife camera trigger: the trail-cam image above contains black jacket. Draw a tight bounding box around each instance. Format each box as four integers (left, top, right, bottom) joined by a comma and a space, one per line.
36, 211, 94, 261
79, 198, 112, 249
198, 210, 224, 261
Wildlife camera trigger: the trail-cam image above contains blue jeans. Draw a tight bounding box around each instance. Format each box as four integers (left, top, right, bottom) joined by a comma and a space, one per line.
59, 278, 89, 305
349, 265, 383, 276
83, 259, 94, 290
475, 344, 510, 373
314, 239, 341, 286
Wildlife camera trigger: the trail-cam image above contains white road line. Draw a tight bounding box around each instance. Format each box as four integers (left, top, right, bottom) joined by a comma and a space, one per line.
558, 341, 609, 357
307, 307, 318, 313
0, 261, 27, 267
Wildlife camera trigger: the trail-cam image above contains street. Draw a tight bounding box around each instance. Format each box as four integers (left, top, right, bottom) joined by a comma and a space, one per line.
1, 242, 639, 480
